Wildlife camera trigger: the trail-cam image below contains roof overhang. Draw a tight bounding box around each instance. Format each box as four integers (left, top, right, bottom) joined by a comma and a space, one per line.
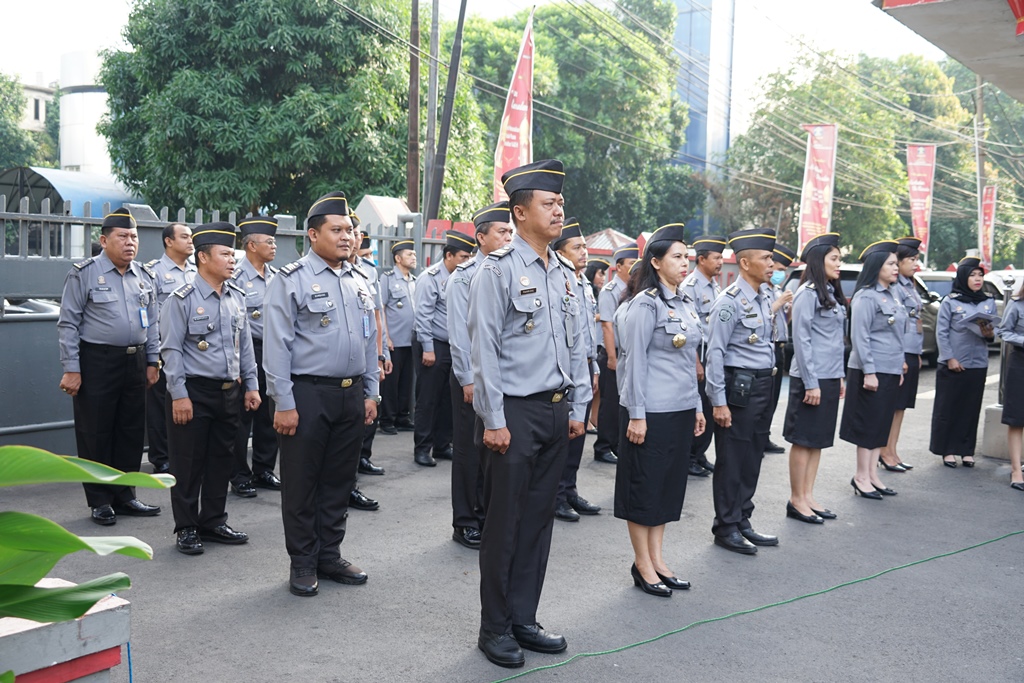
876, 0, 1024, 100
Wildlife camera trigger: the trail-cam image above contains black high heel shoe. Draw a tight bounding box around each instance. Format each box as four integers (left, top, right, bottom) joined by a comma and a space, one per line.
872, 484, 897, 496
961, 456, 975, 468
654, 570, 691, 590
877, 457, 906, 473
811, 507, 837, 520
898, 461, 914, 470
851, 478, 882, 500
631, 563, 671, 597
786, 501, 824, 524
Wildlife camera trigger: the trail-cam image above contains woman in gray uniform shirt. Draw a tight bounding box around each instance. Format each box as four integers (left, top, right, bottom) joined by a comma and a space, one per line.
997, 281, 1024, 491
615, 224, 706, 598
783, 233, 845, 524
840, 240, 906, 500
930, 256, 996, 467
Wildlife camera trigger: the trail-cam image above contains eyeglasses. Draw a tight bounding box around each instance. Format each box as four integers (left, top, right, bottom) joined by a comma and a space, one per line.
254, 239, 277, 246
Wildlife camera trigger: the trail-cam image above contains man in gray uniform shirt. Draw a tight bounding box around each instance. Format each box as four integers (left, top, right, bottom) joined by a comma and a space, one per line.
469, 159, 591, 669
705, 228, 780, 556
447, 200, 513, 549
160, 223, 260, 555
378, 240, 418, 434
262, 191, 380, 598
145, 222, 195, 474
58, 207, 162, 525
229, 215, 281, 498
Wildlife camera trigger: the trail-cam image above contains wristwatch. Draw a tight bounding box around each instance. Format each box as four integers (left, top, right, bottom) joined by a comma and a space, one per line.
377, 354, 386, 362
371, 394, 382, 404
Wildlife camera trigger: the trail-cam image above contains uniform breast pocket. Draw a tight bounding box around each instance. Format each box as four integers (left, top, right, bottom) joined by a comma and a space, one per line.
738, 315, 761, 331
878, 304, 898, 328
511, 295, 546, 336
656, 320, 689, 351
88, 289, 119, 315
188, 320, 211, 337
298, 298, 335, 334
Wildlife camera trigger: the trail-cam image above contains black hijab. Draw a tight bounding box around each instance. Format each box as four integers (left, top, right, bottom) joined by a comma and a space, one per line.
951, 258, 989, 305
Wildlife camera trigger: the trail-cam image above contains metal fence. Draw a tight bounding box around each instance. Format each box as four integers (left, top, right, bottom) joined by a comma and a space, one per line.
0, 196, 433, 452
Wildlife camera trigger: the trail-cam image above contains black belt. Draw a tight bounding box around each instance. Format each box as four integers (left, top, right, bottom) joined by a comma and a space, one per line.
81, 341, 145, 355
725, 366, 776, 378
518, 389, 570, 403
292, 374, 362, 388
187, 376, 237, 390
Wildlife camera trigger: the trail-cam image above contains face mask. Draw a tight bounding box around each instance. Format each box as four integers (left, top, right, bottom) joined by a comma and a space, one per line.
770, 271, 786, 286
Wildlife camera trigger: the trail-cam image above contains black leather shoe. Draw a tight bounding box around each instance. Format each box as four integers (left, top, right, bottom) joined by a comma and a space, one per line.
152, 461, 170, 474
764, 440, 785, 454
113, 499, 161, 516
433, 446, 453, 460
349, 488, 379, 511
812, 507, 837, 520
91, 504, 116, 526
696, 456, 715, 472
289, 566, 318, 596
358, 457, 385, 475
631, 563, 672, 597
567, 495, 601, 515
176, 527, 204, 555
395, 420, 416, 432
714, 531, 757, 554
554, 501, 580, 522
741, 528, 779, 546
511, 623, 567, 654
851, 478, 883, 499
414, 451, 436, 467
251, 471, 282, 490
317, 558, 368, 585
655, 570, 691, 590
478, 628, 525, 668
453, 526, 482, 548
873, 484, 897, 496
231, 480, 257, 498
200, 524, 248, 544
961, 456, 975, 468
378, 423, 399, 435
1011, 482, 1024, 491
594, 451, 618, 464
942, 457, 957, 468
786, 501, 824, 524
688, 461, 710, 477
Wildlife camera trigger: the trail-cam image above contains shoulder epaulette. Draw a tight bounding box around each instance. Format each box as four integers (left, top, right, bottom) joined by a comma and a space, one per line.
279, 260, 304, 276
146, 258, 160, 269
226, 281, 244, 294
456, 259, 477, 271
682, 274, 697, 287
426, 263, 442, 276
948, 292, 961, 300
602, 281, 616, 292
267, 264, 278, 275
725, 283, 740, 298
410, 273, 417, 280
681, 291, 694, 303
643, 288, 658, 298
487, 245, 514, 260
171, 283, 194, 299
986, 292, 995, 299
231, 270, 243, 280
555, 252, 576, 270
800, 281, 816, 291
140, 263, 155, 279
72, 257, 94, 271
351, 263, 369, 280
382, 268, 394, 276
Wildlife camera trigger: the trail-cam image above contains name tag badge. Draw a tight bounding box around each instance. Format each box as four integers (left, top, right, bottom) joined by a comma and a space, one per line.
363, 312, 370, 339
139, 308, 149, 328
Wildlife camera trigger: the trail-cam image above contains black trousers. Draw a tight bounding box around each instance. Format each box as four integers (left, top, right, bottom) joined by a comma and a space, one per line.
380, 345, 413, 428
450, 370, 484, 530
74, 343, 146, 508
479, 396, 569, 634
413, 339, 453, 455
711, 371, 774, 537
594, 347, 619, 458
768, 342, 787, 430
146, 368, 169, 467
232, 339, 278, 486
166, 379, 240, 532
556, 401, 592, 506
277, 377, 364, 569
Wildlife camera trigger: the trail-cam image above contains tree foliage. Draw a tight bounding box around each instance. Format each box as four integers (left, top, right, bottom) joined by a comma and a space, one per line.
0, 71, 38, 170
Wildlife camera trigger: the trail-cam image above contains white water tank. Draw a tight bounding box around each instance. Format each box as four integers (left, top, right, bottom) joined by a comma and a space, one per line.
60, 51, 111, 175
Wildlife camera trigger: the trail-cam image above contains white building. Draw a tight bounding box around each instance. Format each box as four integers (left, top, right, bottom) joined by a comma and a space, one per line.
19, 79, 54, 134
59, 51, 111, 175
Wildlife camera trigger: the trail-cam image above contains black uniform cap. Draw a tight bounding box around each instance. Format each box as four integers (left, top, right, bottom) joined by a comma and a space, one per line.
192, 222, 237, 248
501, 159, 565, 195
473, 201, 511, 229
646, 223, 687, 251
772, 243, 798, 266
858, 239, 899, 262
392, 240, 415, 256
800, 232, 841, 261
102, 207, 136, 230
692, 235, 727, 253
307, 192, 349, 219
238, 215, 277, 237
728, 228, 776, 253
446, 230, 476, 253
897, 236, 922, 251
552, 217, 583, 250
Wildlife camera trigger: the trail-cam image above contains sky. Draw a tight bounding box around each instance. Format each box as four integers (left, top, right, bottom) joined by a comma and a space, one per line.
2, 0, 947, 138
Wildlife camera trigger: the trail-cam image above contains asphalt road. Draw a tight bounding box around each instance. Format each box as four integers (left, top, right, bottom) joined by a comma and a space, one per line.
5, 361, 1024, 683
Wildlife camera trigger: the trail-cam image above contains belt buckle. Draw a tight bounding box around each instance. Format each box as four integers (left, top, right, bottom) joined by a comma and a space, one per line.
126, 346, 138, 355
771, 367, 778, 377
552, 391, 564, 403
341, 378, 353, 388
221, 382, 234, 390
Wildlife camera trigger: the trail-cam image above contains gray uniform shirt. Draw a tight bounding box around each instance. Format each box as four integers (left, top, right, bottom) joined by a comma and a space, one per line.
414, 262, 451, 351
682, 269, 720, 345
937, 293, 996, 369
848, 283, 907, 375
617, 282, 702, 418
577, 270, 600, 375
262, 249, 379, 412
57, 251, 160, 372
705, 278, 776, 406
768, 284, 789, 343
598, 276, 626, 327
447, 251, 485, 388
895, 274, 924, 355
231, 257, 276, 341
467, 235, 592, 430
998, 298, 1024, 347
379, 267, 416, 348
789, 283, 847, 389
147, 253, 197, 306
159, 274, 258, 400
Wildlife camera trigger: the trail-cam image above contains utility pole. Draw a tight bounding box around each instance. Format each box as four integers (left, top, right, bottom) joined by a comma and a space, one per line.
407, 0, 420, 212
974, 74, 986, 253
423, 0, 440, 208
424, 0, 467, 221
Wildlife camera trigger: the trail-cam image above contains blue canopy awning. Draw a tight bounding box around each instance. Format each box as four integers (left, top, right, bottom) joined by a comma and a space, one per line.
0, 166, 141, 217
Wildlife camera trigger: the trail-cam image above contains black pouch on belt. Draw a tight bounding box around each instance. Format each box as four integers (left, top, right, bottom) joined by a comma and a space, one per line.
727, 369, 754, 408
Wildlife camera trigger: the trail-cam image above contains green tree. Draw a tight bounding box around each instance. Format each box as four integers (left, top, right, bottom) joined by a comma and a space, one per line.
0, 71, 38, 169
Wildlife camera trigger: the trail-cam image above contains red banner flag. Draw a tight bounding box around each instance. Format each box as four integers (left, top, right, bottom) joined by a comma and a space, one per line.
797, 124, 839, 255
493, 11, 535, 202
980, 185, 997, 270
882, 0, 947, 8
1008, 0, 1024, 37
906, 143, 937, 255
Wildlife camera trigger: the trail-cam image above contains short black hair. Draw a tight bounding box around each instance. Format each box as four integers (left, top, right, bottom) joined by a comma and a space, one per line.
162, 222, 184, 249
695, 249, 711, 262
307, 215, 328, 232
195, 244, 215, 263
442, 245, 461, 259
507, 189, 535, 227
476, 221, 499, 237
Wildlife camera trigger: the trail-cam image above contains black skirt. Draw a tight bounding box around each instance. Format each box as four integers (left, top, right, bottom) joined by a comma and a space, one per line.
615, 408, 695, 527
894, 352, 920, 410
839, 369, 902, 449
1003, 346, 1024, 427
930, 365, 987, 456
783, 377, 841, 449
